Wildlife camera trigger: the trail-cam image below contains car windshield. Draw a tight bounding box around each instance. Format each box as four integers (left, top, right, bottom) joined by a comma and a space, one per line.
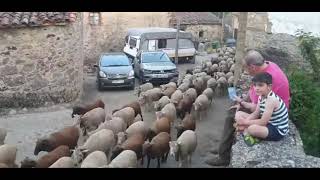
141, 52, 171, 63
100, 55, 130, 67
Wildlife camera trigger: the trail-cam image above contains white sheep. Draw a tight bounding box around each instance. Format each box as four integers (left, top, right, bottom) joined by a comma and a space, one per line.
125, 121, 149, 140
49, 157, 75, 168
202, 88, 215, 105
72, 129, 115, 165
183, 88, 197, 102
158, 103, 176, 124
169, 130, 197, 168
81, 151, 108, 168
88, 117, 126, 136
178, 82, 190, 93
160, 82, 177, 91
0, 144, 17, 168
154, 96, 171, 111
207, 78, 217, 91
170, 89, 183, 106
112, 107, 136, 128
193, 94, 210, 121
0, 128, 7, 145
104, 150, 138, 168
136, 82, 153, 96
138, 88, 163, 111
78, 107, 106, 135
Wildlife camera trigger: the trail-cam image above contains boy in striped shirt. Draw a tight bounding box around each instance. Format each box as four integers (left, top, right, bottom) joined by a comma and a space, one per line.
235, 72, 289, 146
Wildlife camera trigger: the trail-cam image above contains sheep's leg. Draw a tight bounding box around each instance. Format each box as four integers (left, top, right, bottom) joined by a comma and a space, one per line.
141, 155, 144, 166
140, 113, 144, 121
178, 161, 183, 168
164, 151, 169, 162
157, 158, 161, 168
147, 155, 151, 168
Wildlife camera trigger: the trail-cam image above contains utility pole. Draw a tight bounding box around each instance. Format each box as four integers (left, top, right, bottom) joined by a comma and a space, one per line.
220, 12, 224, 46
175, 19, 180, 64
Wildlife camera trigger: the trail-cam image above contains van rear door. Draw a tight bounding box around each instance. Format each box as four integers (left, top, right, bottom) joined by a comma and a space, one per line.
124, 36, 140, 58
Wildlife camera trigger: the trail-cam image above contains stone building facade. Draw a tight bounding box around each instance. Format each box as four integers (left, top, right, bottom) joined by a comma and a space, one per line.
169, 12, 222, 44
82, 12, 170, 65
0, 12, 84, 108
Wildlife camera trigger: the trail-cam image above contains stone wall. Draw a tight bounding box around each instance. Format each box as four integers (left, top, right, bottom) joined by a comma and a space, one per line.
83, 12, 170, 65
0, 13, 83, 108
184, 24, 222, 43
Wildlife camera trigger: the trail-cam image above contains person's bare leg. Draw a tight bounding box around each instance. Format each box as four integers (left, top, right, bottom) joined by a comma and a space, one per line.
247, 124, 268, 139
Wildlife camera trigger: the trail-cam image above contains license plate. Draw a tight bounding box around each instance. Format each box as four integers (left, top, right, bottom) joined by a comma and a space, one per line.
153, 74, 168, 78
112, 80, 124, 84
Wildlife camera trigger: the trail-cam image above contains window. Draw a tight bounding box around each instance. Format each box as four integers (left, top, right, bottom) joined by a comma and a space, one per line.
89, 12, 101, 25
129, 37, 137, 48
158, 39, 167, 49
199, 30, 204, 38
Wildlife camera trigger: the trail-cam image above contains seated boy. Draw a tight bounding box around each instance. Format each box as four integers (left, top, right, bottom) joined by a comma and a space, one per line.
235, 72, 289, 146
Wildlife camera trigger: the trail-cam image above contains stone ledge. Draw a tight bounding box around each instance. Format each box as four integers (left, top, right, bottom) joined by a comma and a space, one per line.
230, 120, 320, 168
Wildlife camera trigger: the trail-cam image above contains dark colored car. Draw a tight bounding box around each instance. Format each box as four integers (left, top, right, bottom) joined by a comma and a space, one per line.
225, 38, 236, 47
133, 51, 179, 84
94, 53, 135, 90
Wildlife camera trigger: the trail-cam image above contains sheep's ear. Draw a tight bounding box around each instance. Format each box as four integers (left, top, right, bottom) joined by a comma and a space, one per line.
177, 141, 181, 145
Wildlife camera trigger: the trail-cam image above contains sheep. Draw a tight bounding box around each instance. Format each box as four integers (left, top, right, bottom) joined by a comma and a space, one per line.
72, 129, 115, 165
71, 99, 105, 118
170, 89, 183, 106
183, 88, 197, 102
207, 78, 217, 91
88, 117, 126, 136
160, 82, 177, 91
79, 107, 106, 135
154, 96, 171, 111
162, 87, 176, 98
0, 163, 9, 168
136, 82, 153, 97
80, 151, 108, 168
185, 68, 193, 75
169, 130, 197, 168
191, 77, 205, 95
202, 88, 215, 105
143, 132, 171, 168
116, 132, 127, 146
105, 150, 137, 168
49, 157, 74, 168
0, 144, 17, 168
228, 76, 235, 87
125, 121, 149, 140
175, 113, 196, 139
34, 126, 80, 155
21, 145, 71, 168
177, 82, 190, 93
202, 75, 212, 85
0, 128, 7, 145
147, 115, 171, 142
138, 88, 163, 111
226, 72, 234, 80
110, 133, 144, 165
193, 94, 210, 121
209, 64, 219, 73
112, 101, 143, 121
216, 76, 228, 96
176, 95, 194, 120
112, 107, 136, 128
157, 103, 176, 124
230, 64, 236, 73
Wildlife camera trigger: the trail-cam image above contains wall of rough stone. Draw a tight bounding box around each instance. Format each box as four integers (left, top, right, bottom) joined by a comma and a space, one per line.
83, 12, 170, 65
0, 13, 83, 108
184, 24, 222, 43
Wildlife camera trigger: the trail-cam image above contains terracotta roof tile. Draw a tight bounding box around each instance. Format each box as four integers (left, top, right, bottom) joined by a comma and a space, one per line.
170, 12, 221, 25
0, 12, 77, 29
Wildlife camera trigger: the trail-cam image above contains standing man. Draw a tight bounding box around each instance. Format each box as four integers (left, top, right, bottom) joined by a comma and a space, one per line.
205, 50, 290, 166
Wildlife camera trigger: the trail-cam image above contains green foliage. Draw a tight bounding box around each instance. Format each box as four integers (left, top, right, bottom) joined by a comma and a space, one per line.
287, 30, 320, 157
295, 30, 320, 81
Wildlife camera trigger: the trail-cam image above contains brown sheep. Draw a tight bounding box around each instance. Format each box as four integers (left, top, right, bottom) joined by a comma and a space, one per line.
34, 126, 80, 155
22, 145, 71, 168
175, 113, 196, 139
176, 95, 194, 120
71, 99, 105, 118
147, 114, 171, 142
143, 132, 171, 168
112, 101, 143, 121
111, 133, 145, 165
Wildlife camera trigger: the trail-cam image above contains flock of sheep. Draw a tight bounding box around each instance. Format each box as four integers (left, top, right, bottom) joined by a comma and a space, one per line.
0, 46, 237, 168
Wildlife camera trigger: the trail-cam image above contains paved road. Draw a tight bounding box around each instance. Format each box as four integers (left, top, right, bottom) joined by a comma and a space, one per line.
0, 54, 231, 168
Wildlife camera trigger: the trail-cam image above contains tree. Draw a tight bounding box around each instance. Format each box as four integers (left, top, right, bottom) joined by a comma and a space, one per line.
233, 12, 248, 87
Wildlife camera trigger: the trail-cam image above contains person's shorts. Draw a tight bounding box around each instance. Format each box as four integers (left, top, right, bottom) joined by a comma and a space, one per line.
265, 123, 284, 141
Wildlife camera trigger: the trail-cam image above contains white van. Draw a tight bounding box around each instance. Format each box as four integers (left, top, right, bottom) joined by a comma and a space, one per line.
123, 27, 197, 63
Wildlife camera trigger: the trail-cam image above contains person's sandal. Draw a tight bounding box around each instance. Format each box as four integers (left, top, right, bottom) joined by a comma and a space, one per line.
243, 134, 260, 147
